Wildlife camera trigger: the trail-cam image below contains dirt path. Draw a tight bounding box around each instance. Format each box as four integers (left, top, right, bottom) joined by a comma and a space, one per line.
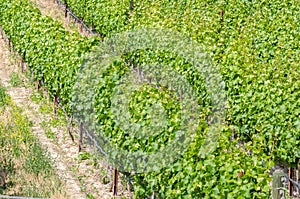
0, 33, 130, 199
0, 1, 132, 198
30, 0, 91, 36
0, 33, 86, 199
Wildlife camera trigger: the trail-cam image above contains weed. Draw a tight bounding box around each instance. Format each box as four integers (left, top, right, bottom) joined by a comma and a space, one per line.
0, 86, 9, 108
39, 103, 52, 114
50, 117, 67, 127
30, 93, 43, 103
0, 94, 67, 197
9, 72, 23, 87
86, 193, 95, 199
45, 128, 57, 140
78, 151, 92, 162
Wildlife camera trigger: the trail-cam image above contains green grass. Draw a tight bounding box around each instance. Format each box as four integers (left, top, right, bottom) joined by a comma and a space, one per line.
0, 86, 9, 108
77, 151, 92, 162
39, 103, 53, 115
50, 117, 67, 127
9, 72, 24, 87
45, 128, 57, 140
0, 86, 68, 198
30, 92, 68, 126
30, 92, 43, 103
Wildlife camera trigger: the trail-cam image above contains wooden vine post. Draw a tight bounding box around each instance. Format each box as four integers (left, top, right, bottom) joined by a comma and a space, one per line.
219, 10, 224, 32
53, 95, 58, 116
113, 168, 118, 196
129, 1, 134, 31
9, 40, 11, 51
272, 169, 287, 199
0, 171, 6, 186
180, 89, 183, 101
130, 1, 134, 10
80, 18, 84, 33
78, 122, 83, 152
36, 79, 41, 91
21, 52, 25, 72
288, 168, 292, 196
65, 3, 68, 18
67, 116, 74, 142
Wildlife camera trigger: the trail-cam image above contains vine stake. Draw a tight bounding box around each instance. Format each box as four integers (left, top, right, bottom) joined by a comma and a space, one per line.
113, 168, 118, 196
78, 122, 83, 152
53, 95, 58, 116
67, 116, 75, 142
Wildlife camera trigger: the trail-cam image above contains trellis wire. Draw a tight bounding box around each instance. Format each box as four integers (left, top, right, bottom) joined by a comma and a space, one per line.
53, 0, 96, 35
55, 100, 135, 187
286, 172, 300, 197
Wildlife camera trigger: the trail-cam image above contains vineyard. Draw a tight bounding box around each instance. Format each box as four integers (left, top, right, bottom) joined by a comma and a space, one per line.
0, 0, 299, 198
